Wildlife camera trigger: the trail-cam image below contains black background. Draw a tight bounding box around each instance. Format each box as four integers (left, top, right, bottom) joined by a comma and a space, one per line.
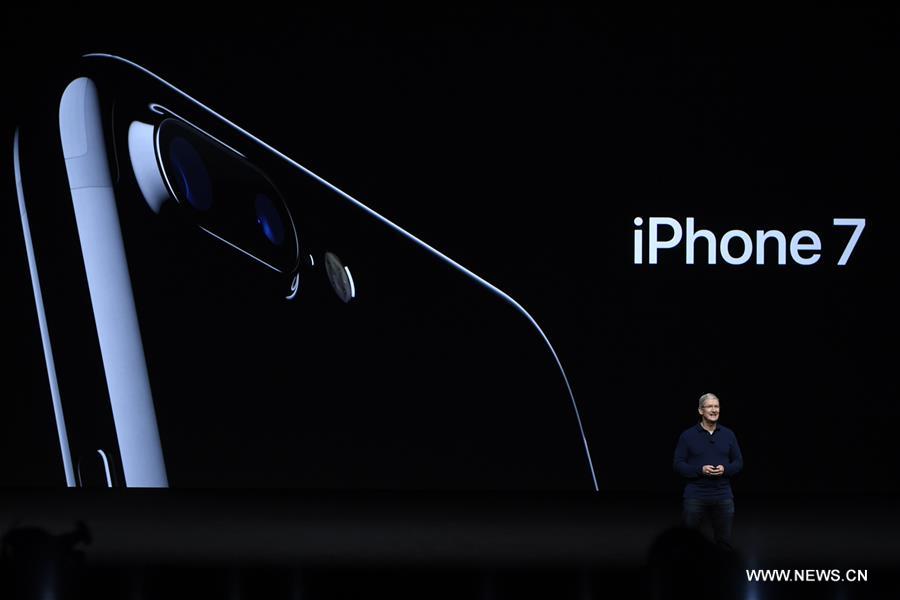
3, 6, 899, 494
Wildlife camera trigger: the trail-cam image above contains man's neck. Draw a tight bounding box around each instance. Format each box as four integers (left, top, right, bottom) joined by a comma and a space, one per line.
700, 419, 717, 433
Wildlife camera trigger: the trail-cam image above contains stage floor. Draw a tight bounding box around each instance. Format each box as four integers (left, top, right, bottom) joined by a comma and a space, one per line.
1, 491, 897, 598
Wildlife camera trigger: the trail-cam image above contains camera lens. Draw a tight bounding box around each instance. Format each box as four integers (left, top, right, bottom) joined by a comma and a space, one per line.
168, 136, 213, 211
255, 193, 286, 247
156, 118, 300, 274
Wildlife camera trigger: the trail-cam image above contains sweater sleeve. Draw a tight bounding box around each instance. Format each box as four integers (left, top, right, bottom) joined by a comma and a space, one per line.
725, 431, 743, 476
673, 432, 701, 478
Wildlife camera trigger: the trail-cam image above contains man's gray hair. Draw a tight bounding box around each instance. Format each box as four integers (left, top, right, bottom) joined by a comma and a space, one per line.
698, 393, 719, 409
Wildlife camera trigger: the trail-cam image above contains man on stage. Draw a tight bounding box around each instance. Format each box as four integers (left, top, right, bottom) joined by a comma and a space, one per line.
673, 393, 743, 548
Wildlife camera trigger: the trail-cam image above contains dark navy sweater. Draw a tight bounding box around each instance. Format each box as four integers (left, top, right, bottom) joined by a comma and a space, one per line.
673, 423, 743, 500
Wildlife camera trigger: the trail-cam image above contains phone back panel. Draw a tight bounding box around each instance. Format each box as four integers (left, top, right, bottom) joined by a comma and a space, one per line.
16, 56, 595, 490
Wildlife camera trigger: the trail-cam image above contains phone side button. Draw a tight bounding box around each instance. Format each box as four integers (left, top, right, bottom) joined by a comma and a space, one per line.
76, 450, 114, 488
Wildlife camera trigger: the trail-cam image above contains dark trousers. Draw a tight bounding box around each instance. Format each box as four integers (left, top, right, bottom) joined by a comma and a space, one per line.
682, 498, 735, 546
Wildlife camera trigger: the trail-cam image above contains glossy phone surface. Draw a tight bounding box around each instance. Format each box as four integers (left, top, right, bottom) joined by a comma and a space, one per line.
14, 55, 596, 490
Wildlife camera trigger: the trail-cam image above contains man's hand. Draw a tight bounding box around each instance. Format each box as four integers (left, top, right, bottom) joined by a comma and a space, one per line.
702, 465, 725, 476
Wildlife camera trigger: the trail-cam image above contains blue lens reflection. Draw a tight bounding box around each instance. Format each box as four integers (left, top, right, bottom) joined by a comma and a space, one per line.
169, 137, 213, 211
255, 193, 286, 246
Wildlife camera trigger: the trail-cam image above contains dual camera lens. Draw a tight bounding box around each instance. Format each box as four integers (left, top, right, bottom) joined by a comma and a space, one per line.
157, 119, 297, 273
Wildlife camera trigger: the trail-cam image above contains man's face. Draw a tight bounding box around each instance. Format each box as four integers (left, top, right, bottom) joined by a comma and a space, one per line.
699, 398, 720, 422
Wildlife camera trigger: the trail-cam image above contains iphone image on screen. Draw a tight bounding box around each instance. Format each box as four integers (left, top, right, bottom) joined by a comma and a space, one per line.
13, 55, 597, 491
